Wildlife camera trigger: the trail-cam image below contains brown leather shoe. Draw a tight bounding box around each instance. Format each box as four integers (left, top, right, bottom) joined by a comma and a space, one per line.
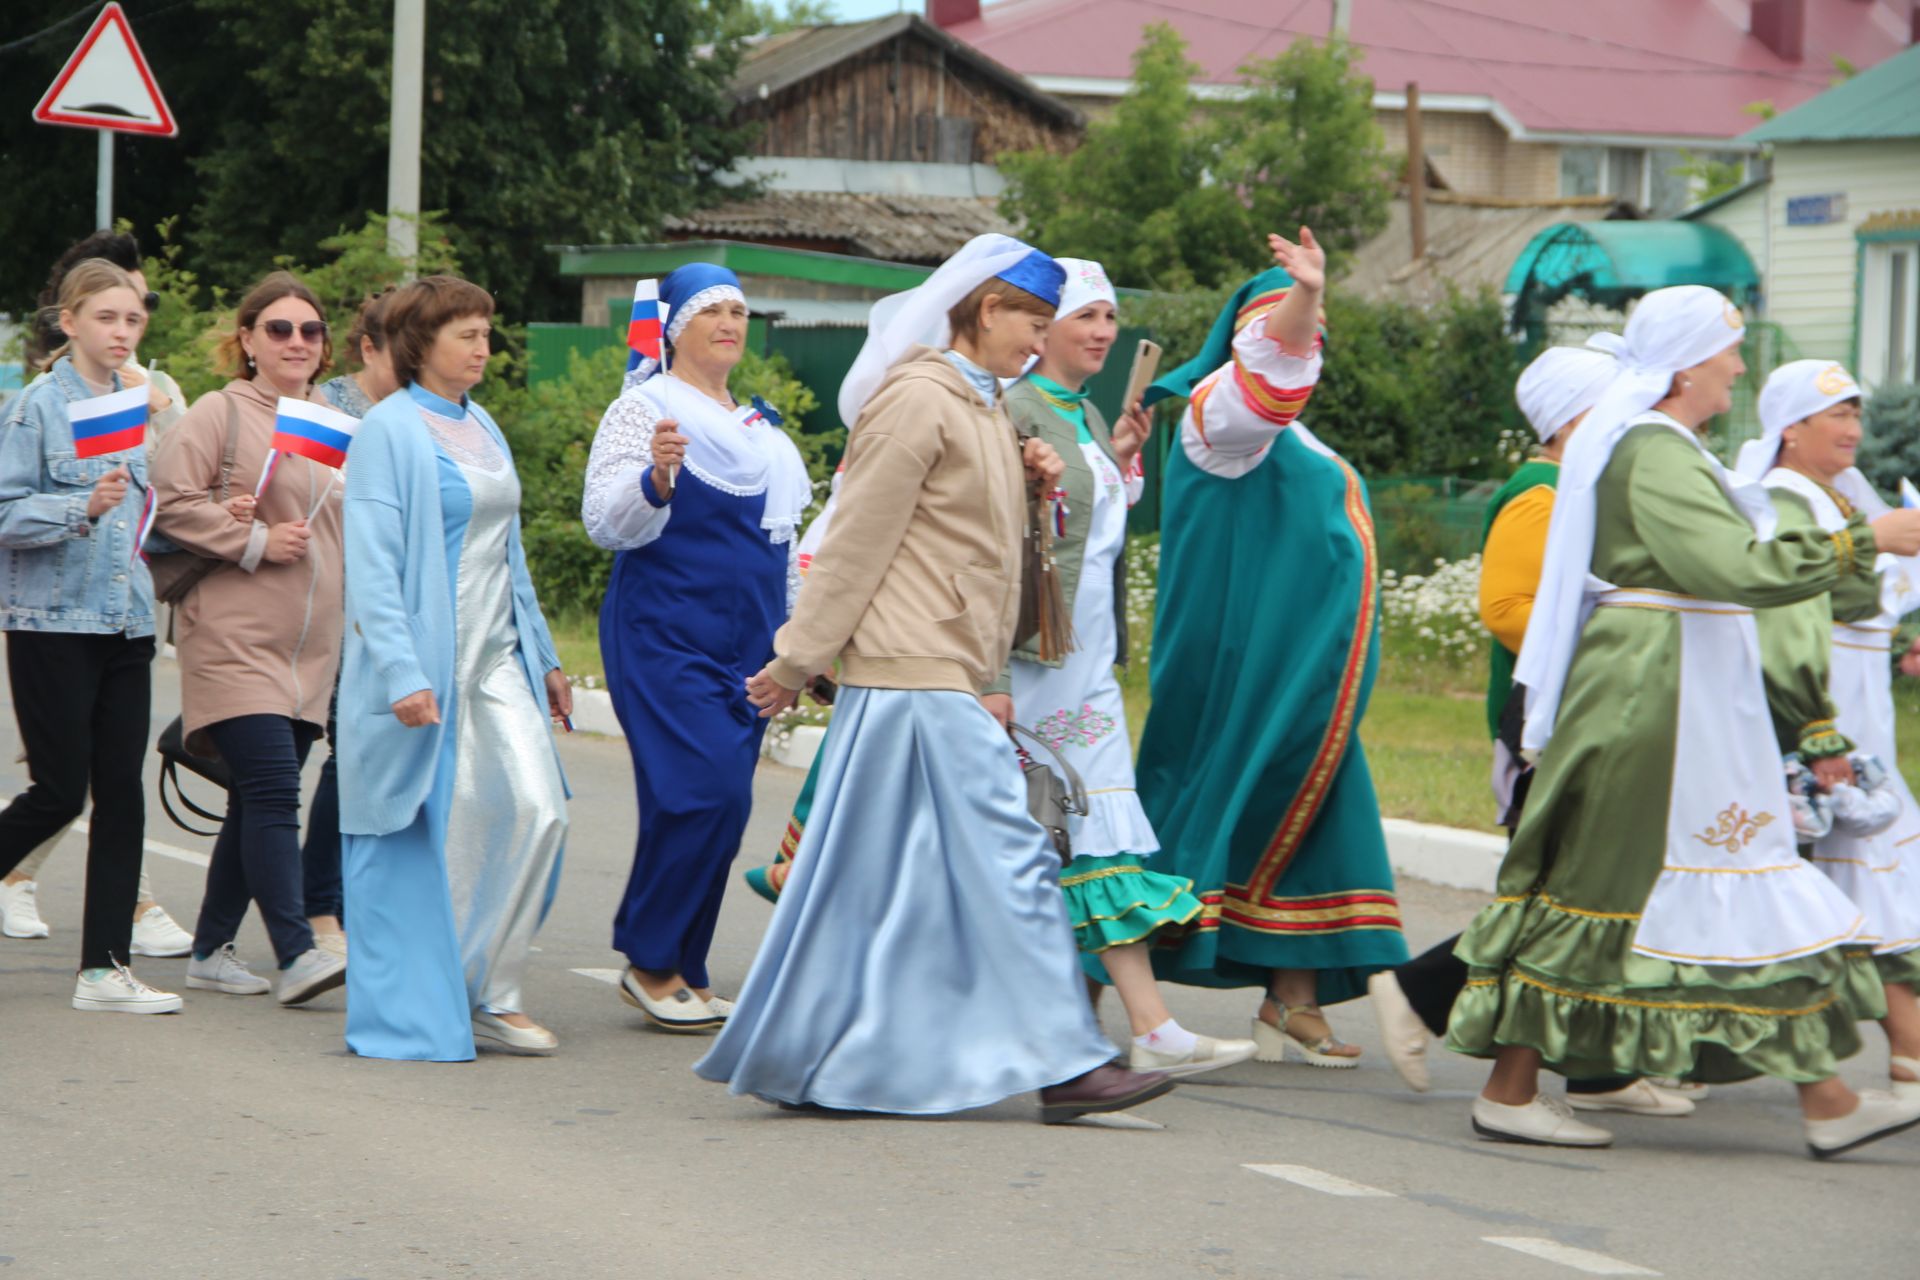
1039, 1064, 1176, 1125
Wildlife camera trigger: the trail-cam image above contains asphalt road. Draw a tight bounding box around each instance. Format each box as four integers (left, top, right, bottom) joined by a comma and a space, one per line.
1, 658, 1915, 1279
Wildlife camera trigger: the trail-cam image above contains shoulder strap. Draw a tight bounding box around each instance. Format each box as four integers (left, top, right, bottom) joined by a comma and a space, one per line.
217, 391, 241, 502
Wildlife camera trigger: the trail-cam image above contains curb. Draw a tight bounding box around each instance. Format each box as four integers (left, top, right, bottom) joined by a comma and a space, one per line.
569, 687, 1502, 893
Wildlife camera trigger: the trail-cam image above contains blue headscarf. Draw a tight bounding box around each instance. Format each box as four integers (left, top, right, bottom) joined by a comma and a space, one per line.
1145, 266, 1296, 408
662, 263, 746, 347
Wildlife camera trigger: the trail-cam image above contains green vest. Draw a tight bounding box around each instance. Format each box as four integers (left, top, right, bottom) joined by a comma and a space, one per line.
1482, 459, 1561, 738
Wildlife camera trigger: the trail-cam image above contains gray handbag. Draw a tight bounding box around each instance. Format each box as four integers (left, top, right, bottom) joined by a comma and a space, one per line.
1009, 721, 1089, 862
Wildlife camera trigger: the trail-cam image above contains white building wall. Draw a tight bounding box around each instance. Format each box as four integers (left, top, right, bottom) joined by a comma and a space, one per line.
1740, 139, 1920, 361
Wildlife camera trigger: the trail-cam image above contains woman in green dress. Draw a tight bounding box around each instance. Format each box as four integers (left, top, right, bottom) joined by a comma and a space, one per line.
1447, 285, 1920, 1158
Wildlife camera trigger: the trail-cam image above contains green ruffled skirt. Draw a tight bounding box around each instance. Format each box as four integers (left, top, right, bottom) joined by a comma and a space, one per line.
1876, 948, 1920, 988
1061, 854, 1201, 956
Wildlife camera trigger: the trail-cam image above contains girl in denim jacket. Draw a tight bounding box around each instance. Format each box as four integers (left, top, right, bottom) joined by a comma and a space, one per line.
0, 258, 178, 1013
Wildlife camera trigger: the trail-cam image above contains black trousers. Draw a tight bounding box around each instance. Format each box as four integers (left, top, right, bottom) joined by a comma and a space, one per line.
194, 714, 320, 965
0, 631, 155, 971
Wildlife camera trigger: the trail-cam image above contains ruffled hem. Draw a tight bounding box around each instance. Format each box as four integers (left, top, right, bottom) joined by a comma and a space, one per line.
1447, 894, 1877, 1083
1064, 790, 1162, 859
1060, 854, 1201, 954
1875, 947, 1920, 987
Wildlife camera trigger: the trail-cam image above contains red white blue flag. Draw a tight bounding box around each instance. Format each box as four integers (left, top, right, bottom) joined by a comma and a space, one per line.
132, 485, 158, 564
68, 385, 148, 459
257, 398, 358, 497
627, 278, 663, 374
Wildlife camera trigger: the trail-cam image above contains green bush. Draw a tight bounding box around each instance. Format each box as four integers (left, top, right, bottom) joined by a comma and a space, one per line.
1856, 382, 1920, 497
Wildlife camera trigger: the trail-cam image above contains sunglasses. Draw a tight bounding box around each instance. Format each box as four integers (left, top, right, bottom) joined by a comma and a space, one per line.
256, 319, 329, 342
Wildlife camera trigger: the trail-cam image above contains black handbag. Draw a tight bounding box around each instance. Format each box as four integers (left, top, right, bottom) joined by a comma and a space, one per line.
155, 715, 229, 837
1009, 721, 1088, 862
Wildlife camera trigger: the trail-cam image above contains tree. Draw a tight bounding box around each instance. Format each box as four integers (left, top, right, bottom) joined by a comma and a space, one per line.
0, 1, 762, 324
999, 24, 1393, 290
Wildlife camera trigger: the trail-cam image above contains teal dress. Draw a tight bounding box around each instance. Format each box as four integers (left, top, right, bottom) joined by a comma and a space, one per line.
1136, 273, 1408, 1000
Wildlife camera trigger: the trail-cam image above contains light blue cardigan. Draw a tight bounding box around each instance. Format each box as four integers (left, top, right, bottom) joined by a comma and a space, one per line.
339, 383, 566, 837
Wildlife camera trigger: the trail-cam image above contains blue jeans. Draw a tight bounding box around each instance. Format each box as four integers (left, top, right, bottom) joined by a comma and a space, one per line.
193, 715, 321, 965
301, 686, 342, 923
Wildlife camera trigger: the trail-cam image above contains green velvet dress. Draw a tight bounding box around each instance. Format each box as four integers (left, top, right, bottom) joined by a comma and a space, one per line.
1447, 422, 1885, 1084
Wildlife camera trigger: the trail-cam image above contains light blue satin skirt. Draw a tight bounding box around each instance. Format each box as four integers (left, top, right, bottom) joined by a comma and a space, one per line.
694, 687, 1116, 1114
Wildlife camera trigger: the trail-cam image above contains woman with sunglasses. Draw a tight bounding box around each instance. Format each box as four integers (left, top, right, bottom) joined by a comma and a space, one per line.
150, 271, 348, 1008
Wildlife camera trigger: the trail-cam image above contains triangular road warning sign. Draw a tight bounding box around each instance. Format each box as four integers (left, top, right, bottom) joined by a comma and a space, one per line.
32, 3, 178, 137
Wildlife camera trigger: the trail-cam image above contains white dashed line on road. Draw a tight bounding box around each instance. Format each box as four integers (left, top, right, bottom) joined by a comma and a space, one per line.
1242, 1163, 1396, 1197
1481, 1237, 1660, 1276
72, 817, 210, 868
570, 967, 624, 985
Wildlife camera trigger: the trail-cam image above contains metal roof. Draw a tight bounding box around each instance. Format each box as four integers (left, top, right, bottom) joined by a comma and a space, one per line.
1742, 43, 1920, 144
734, 14, 1081, 127
663, 190, 1019, 264
1504, 221, 1761, 311
942, 0, 1916, 143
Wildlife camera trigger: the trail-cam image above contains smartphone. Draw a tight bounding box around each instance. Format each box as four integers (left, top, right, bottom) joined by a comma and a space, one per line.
1122, 339, 1162, 413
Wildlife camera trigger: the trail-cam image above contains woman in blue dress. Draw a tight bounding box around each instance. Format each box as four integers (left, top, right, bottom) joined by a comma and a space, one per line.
339, 275, 572, 1061
583, 264, 811, 1031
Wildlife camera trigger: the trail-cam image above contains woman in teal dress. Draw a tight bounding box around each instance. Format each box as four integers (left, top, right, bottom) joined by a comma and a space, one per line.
1135, 230, 1408, 1067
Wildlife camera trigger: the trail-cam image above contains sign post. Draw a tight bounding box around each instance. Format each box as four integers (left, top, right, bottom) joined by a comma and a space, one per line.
31, 3, 179, 229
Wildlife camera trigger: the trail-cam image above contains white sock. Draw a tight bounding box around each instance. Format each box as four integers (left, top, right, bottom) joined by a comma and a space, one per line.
1135, 1018, 1197, 1056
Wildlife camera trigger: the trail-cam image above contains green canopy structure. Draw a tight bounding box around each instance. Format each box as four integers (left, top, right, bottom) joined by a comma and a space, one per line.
1504, 221, 1761, 345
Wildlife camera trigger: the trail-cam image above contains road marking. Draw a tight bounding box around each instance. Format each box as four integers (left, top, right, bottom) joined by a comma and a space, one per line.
1243, 1164, 1395, 1197
71, 817, 210, 868
571, 967, 623, 986
1482, 1238, 1659, 1276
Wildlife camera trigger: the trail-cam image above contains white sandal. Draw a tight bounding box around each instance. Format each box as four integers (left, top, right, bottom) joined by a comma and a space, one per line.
1251, 998, 1362, 1069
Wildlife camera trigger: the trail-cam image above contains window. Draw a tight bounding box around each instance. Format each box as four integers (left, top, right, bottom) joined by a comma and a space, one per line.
1559, 146, 1602, 197
1559, 145, 1670, 210
1861, 237, 1920, 388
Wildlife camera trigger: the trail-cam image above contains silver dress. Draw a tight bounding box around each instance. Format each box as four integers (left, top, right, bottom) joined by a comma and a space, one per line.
425, 408, 568, 1016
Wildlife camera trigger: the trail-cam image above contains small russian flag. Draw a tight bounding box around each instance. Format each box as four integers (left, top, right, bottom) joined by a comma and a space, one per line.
271, 398, 358, 470
627, 279, 663, 374
132, 485, 158, 565
69, 385, 148, 459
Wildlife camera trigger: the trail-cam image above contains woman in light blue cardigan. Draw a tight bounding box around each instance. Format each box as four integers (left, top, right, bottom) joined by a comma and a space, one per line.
339, 276, 571, 1062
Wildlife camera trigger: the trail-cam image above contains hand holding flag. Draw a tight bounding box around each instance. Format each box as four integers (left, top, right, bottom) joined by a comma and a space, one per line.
69, 385, 148, 459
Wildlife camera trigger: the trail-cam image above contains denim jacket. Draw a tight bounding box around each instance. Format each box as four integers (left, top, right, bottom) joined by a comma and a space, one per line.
0, 357, 155, 636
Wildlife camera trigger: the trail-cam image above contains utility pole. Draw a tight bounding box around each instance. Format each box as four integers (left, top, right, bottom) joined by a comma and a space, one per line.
1331, 0, 1353, 36
388, 0, 425, 266
1406, 80, 1427, 263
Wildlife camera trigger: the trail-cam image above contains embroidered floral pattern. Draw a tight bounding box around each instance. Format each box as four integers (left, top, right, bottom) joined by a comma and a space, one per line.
1693, 803, 1775, 853
1035, 703, 1117, 749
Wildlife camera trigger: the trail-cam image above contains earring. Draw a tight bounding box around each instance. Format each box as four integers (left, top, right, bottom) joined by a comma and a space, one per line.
246, 355, 256, 370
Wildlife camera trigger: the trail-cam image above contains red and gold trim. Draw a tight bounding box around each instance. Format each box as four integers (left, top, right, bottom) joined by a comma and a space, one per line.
1161, 888, 1403, 939
1231, 361, 1314, 426
1242, 457, 1378, 905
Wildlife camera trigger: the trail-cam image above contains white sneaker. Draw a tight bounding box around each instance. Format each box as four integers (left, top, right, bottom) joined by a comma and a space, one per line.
1367, 970, 1432, 1092
1130, 1033, 1259, 1078
130, 905, 194, 957
186, 942, 272, 995
1806, 1089, 1920, 1159
277, 946, 347, 1006
1567, 1079, 1695, 1118
0, 879, 51, 939
313, 931, 347, 959
1472, 1092, 1614, 1147
72, 961, 183, 1014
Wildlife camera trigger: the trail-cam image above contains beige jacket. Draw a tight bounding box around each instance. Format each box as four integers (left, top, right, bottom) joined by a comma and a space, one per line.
768, 348, 1025, 695
151, 376, 344, 752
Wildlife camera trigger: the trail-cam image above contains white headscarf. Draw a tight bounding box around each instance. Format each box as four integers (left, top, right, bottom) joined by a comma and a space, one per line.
1052, 258, 1117, 321
1514, 285, 1754, 751
1515, 339, 1619, 443
1733, 359, 1864, 482
837, 234, 1043, 427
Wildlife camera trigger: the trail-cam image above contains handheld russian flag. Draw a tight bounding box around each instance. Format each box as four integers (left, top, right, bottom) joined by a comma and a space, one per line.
626, 279, 663, 374
69, 385, 148, 459
259, 398, 358, 498
1901, 477, 1920, 510
132, 485, 158, 565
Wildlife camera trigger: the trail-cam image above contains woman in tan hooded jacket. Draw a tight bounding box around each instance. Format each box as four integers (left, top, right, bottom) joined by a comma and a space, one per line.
150, 271, 347, 1007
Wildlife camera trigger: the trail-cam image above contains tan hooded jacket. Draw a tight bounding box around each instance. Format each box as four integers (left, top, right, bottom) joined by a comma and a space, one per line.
767, 347, 1026, 695
150, 375, 344, 753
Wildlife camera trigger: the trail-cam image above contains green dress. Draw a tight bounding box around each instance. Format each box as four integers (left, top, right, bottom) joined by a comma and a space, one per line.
1136, 311, 1407, 1000
1447, 422, 1885, 1084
